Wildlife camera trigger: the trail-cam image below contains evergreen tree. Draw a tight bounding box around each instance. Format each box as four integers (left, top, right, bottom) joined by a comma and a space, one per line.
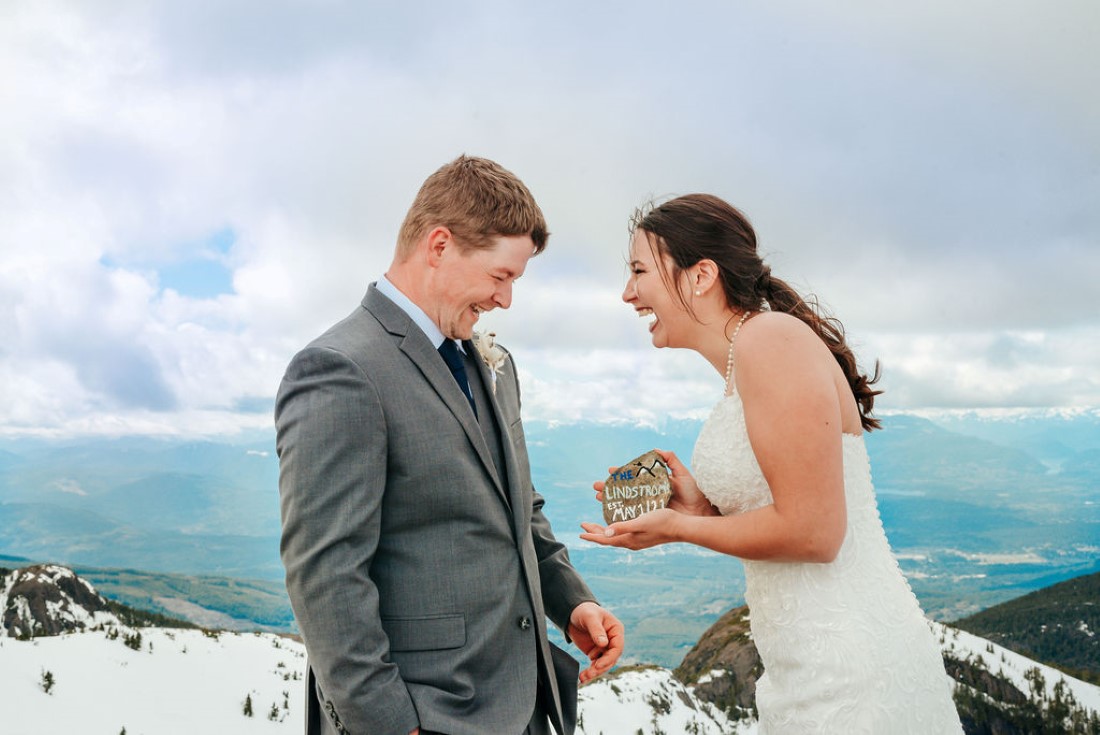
243, 693, 254, 717
123, 630, 143, 651
39, 669, 55, 695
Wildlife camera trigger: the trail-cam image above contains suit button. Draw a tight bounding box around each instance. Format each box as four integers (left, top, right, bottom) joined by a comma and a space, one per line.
518, 616, 532, 630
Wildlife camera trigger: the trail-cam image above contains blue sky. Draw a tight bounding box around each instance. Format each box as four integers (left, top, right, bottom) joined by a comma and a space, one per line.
1, 0, 1098, 437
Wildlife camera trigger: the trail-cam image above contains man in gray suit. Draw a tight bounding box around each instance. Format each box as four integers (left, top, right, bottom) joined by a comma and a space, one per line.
276, 155, 624, 735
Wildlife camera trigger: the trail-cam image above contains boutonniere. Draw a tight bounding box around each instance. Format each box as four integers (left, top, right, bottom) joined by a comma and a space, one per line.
474, 331, 507, 394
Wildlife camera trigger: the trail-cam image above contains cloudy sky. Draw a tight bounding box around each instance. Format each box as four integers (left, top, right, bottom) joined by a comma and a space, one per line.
2, 0, 1098, 437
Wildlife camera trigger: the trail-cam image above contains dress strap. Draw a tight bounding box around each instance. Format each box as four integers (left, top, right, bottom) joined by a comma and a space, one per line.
724, 310, 753, 396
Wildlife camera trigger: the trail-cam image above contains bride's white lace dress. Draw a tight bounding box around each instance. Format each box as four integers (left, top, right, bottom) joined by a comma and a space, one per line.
692, 393, 962, 733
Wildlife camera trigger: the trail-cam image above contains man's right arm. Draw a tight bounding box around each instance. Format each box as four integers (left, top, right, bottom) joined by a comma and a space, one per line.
276, 345, 419, 735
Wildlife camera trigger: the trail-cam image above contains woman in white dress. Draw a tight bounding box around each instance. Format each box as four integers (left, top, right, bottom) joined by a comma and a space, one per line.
580, 194, 962, 733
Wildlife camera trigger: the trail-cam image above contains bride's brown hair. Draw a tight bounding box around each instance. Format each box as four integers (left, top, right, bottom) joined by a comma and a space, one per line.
632, 193, 883, 431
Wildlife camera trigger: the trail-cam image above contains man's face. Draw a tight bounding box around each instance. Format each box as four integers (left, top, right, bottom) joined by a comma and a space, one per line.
431, 233, 534, 340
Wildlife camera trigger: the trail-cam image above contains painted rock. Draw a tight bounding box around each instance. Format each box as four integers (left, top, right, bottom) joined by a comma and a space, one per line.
602, 449, 672, 525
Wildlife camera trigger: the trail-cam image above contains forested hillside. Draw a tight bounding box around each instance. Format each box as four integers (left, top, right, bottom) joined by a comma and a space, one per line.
954, 572, 1100, 685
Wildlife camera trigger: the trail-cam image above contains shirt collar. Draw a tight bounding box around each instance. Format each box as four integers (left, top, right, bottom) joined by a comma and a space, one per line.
376, 275, 463, 352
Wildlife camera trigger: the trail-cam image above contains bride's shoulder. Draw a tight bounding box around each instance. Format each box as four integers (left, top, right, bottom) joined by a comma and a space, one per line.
734, 312, 832, 372
738, 310, 819, 346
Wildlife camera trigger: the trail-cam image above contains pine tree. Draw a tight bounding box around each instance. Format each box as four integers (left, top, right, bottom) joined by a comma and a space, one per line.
40, 669, 55, 695
243, 693, 254, 717
123, 630, 143, 651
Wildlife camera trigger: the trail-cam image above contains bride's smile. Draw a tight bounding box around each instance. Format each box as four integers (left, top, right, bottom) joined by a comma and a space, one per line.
622, 229, 698, 349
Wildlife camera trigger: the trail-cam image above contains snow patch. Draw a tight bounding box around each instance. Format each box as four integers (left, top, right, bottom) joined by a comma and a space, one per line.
935, 622, 1100, 716
0, 628, 308, 733
696, 668, 728, 685
576, 666, 751, 734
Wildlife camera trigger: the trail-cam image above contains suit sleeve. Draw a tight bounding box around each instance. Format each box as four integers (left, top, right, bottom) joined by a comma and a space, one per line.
275, 345, 419, 735
503, 352, 597, 632
531, 486, 597, 632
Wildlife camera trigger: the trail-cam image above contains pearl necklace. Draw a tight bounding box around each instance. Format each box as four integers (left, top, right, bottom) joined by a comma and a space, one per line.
724, 310, 752, 396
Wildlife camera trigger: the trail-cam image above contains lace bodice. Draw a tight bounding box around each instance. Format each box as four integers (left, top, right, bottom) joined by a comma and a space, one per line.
691, 391, 962, 733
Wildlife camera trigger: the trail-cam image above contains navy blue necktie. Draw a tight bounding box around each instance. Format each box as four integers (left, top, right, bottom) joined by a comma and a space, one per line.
438, 339, 477, 418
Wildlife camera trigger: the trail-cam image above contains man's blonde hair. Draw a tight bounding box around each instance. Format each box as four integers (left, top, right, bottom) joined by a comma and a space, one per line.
396, 155, 549, 259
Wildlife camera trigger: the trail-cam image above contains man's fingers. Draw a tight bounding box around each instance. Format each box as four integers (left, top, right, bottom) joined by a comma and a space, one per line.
575, 609, 624, 684
579, 647, 617, 682
587, 620, 608, 647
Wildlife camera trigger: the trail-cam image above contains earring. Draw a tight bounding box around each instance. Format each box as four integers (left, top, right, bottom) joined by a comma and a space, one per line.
694, 290, 701, 296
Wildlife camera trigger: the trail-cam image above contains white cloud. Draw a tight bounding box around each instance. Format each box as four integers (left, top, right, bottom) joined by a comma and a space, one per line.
51, 479, 87, 497
513, 347, 723, 426
866, 326, 1100, 409
0, 0, 1096, 436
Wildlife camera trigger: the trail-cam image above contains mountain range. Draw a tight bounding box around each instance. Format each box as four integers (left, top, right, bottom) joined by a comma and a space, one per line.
1, 409, 1098, 668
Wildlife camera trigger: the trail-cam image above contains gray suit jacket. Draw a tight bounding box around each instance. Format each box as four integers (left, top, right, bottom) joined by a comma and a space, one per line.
276, 285, 594, 735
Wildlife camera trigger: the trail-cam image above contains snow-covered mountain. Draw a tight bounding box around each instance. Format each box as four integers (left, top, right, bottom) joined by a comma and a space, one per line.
2, 565, 1099, 734
937, 623, 1100, 730
1, 564, 306, 733
2, 624, 307, 733
5, 631, 732, 735
574, 619, 1100, 734
576, 666, 751, 734
1, 563, 122, 638
937, 624, 1100, 730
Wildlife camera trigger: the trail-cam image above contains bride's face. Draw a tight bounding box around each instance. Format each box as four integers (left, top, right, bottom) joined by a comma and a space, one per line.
623, 230, 693, 349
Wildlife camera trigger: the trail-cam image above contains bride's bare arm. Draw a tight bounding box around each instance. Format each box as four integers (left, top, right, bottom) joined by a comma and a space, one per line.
581, 313, 848, 563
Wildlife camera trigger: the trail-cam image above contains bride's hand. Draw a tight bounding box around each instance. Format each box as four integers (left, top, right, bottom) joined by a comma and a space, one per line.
593, 452, 716, 517
580, 508, 680, 550
592, 467, 616, 503
655, 450, 718, 517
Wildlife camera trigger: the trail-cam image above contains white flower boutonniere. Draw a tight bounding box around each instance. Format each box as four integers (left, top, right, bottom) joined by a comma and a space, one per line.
474, 331, 507, 394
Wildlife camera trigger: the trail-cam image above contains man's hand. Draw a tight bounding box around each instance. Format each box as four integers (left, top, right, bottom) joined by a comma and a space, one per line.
567, 601, 625, 684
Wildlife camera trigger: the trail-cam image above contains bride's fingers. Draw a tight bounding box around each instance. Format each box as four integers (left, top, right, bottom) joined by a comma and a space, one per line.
655, 449, 687, 475
580, 522, 626, 545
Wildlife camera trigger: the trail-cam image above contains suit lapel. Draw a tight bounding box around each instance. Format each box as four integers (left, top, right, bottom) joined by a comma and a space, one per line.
468, 336, 529, 536
363, 287, 507, 505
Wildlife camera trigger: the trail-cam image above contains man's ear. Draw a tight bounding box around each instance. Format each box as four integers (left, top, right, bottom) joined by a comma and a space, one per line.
425, 226, 453, 267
